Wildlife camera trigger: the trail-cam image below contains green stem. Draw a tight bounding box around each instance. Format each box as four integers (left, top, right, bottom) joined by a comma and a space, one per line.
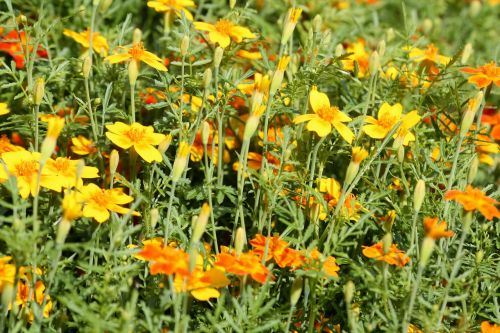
130, 83, 136, 123
402, 264, 423, 332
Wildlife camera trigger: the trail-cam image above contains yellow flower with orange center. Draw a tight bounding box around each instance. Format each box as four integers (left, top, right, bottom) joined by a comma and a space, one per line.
461, 62, 500, 88
341, 39, 370, 78
406, 43, 451, 66
362, 242, 410, 267
193, 19, 256, 48
147, 0, 196, 20
63, 28, 109, 56
294, 87, 354, 142
106, 122, 165, 163
40, 157, 99, 192
105, 42, 167, 71
0, 150, 41, 198
79, 183, 138, 223
71, 136, 97, 155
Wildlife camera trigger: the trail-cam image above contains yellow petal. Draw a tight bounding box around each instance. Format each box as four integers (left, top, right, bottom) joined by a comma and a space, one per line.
306, 118, 332, 137
208, 31, 231, 48
293, 113, 316, 124
105, 53, 132, 64
191, 288, 220, 301
362, 124, 388, 139
106, 132, 133, 149
333, 122, 354, 144
309, 89, 330, 113
134, 144, 163, 163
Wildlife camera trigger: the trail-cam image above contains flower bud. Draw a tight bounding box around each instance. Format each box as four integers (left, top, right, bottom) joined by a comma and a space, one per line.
158, 134, 172, 155
460, 91, 483, 137
1, 283, 14, 313
281, 8, 302, 45
110, 149, 119, 175
33, 77, 45, 105
150, 208, 159, 229
469, 0, 481, 17
57, 219, 72, 244
344, 281, 355, 304
171, 141, 190, 182
313, 15, 322, 33
133, 28, 142, 44
335, 43, 344, 57
369, 51, 380, 75
243, 106, 265, 142
270, 56, 290, 94
229, 0, 236, 9
99, 0, 113, 13
203, 68, 212, 89
413, 179, 425, 213
419, 236, 435, 268
377, 40, 386, 58
397, 144, 405, 163
82, 55, 92, 78
128, 60, 139, 86
180, 35, 189, 56
468, 156, 479, 184
201, 121, 211, 146
290, 276, 303, 306
382, 233, 392, 254
16, 15, 27, 26
461, 43, 473, 65
386, 28, 395, 41
192, 203, 210, 243
235, 227, 245, 256
344, 162, 359, 187
475, 250, 484, 264
214, 47, 224, 68
422, 19, 433, 34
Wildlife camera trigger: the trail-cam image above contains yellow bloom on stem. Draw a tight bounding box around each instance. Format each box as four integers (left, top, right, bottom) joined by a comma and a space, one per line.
63, 28, 109, 56
105, 42, 167, 71
62, 190, 83, 222
193, 19, 256, 48
79, 183, 138, 223
0, 102, 10, 115
0, 135, 24, 154
362, 242, 410, 267
106, 122, 165, 163
393, 110, 421, 147
0, 256, 16, 292
71, 136, 97, 155
293, 88, 354, 142
147, 0, 196, 20
363, 102, 410, 140
40, 157, 99, 192
341, 39, 370, 78
173, 266, 230, 301
351, 146, 369, 164
0, 150, 41, 199
406, 44, 451, 66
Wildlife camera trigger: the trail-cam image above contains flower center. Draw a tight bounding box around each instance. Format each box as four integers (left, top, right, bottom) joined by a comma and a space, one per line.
424, 44, 438, 61
128, 43, 145, 60
379, 114, 398, 129
126, 127, 146, 142
215, 20, 234, 35
53, 158, 71, 172
316, 106, 338, 122
90, 190, 110, 207
15, 160, 39, 177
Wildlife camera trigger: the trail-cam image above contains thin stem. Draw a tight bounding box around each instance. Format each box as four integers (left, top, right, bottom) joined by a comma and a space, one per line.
130, 83, 136, 123
164, 181, 177, 244
34, 104, 40, 151
402, 263, 424, 332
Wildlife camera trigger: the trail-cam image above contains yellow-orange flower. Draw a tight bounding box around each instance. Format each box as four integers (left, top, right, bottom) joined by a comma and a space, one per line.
249, 234, 304, 268
0, 150, 41, 198
363, 103, 419, 143
0, 102, 10, 115
147, 0, 196, 20
423, 217, 454, 239
461, 62, 500, 88
63, 28, 109, 56
362, 242, 410, 267
105, 42, 167, 71
444, 185, 500, 220
406, 44, 451, 66
41, 157, 99, 192
351, 146, 369, 164
0, 134, 24, 154
71, 136, 97, 155
215, 250, 270, 284
106, 122, 165, 163
481, 321, 500, 333
341, 39, 370, 78
0, 256, 15, 292
193, 19, 256, 48
79, 183, 138, 223
294, 88, 354, 142
14, 280, 52, 321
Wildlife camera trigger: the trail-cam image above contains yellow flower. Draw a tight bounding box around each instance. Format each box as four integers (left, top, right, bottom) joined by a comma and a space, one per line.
62, 190, 84, 222
105, 42, 167, 71
293, 88, 354, 142
406, 44, 451, 66
193, 19, 256, 48
393, 110, 421, 147
147, 0, 196, 20
351, 147, 369, 164
341, 39, 370, 78
106, 122, 165, 163
0, 102, 10, 115
71, 136, 97, 155
79, 183, 138, 223
0, 135, 24, 154
0, 150, 41, 199
41, 157, 99, 192
362, 102, 403, 139
63, 29, 109, 56
0, 256, 16, 292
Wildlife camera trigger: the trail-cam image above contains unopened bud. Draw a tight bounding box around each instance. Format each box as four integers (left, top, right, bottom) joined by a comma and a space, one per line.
171, 141, 190, 182
419, 236, 435, 268
133, 28, 142, 44
469, 0, 481, 17
229, 0, 236, 9
313, 15, 322, 33
413, 179, 426, 213
460, 91, 483, 137
461, 43, 473, 65
180, 35, 189, 56
33, 77, 45, 105
335, 43, 344, 57
377, 40, 386, 58
475, 250, 484, 264
382, 233, 392, 254
201, 121, 211, 146
281, 8, 302, 45
150, 208, 160, 229
82, 55, 92, 78
128, 60, 139, 86
57, 219, 72, 244
386, 28, 395, 41
214, 47, 224, 68
468, 156, 479, 184
110, 149, 119, 175
1, 283, 14, 312
16, 15, 27, 26
243, 107, 264, 141
369, 51, 380, 75
270, 56, 290, 94
203, 68, 212, 89
344, 281, 355, 304
158, 134, 172, 155
192, 203, 210, 243
98, 0, 113, 13
344, 162, 359, 186
422, 19, 433, 34
235, 227, 245, 256
290, 276, 303, 306
397, 144, 405, 163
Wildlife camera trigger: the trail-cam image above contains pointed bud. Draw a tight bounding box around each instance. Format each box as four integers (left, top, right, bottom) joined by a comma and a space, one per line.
377, 40, 386, 58
335, 43, 344, 57
203, 68, 212, 89
413, 179, 426, 213
192, 203, 210, 243
172, 141, 190, 182
419, 236, 435, 268
109, 149, 119, 175
33, 77, 45, 105
150, 208, 159, 229
214, 47, 224, 68
422, 19, 433, 34
344, 281, 355, 304
461, 43, 473, 65
382, 233, 392, 254
57, 219, 72, 244
82, 55, 92, 78
281, 8, 302, 45
386, 28, 395, 41
158, 134, 172, 155
133, 28, 142, 44
243, 105, 265, 141
469, 0, 481, 17
397, 144, 405, 163
235, 227, 245, 256
1, 283, 14, 313
229, 0, 236, 9
460, 91, 483, 137
99, 0, 113, 13
180, 35, 189, 57
468, 156, 479, 184
369, 51, 380, 75
201, 121, 211, 146
290, 276, 303, 306
128, 60, 139, 86
270, 56, 291, 94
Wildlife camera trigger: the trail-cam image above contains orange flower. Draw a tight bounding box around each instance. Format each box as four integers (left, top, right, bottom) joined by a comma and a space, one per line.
481, 108, 500, 140
71, 136, 97, 155
362, 242, 410, 267
249, 234, 304, 268
444, 185, 500, 221
423, 217, 454, 239
138, 242, 190, 277
307, 249, 340, 278
481, 321, 500, 333
215, 250, 270, 284
461, 62, 500, 88
0, 28, 48, 68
